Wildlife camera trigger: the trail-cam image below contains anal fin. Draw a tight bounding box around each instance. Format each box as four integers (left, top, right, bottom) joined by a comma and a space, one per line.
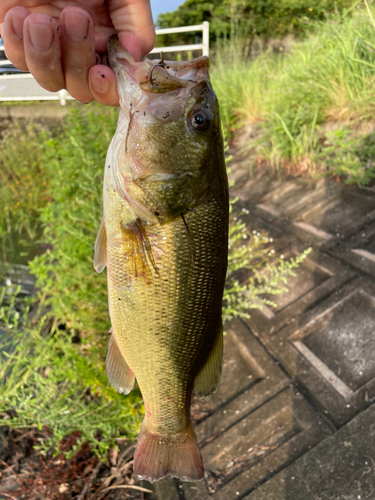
194, 325, 223, 399
94, 216, 107, 273
106, 330, 135, 395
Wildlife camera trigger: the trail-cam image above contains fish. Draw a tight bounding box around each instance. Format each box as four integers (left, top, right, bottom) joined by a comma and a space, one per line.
94, 35, 229, 483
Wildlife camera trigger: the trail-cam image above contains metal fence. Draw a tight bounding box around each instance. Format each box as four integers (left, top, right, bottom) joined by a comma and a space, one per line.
0, 22, 209, 106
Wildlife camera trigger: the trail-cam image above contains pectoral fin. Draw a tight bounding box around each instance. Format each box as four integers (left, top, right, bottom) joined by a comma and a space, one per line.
121, 219, 159, 282
93, 216, 107, 273
194, 325, 223, 399
106, 330, 135, 395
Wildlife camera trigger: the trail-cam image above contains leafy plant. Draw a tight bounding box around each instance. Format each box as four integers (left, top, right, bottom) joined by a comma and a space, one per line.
156, 0, 356, 47
0, 121, 53, 252
29, 106, 116, 337
0, 287, 143, 458
316, 127, 375, 185
223, 201, 312, 322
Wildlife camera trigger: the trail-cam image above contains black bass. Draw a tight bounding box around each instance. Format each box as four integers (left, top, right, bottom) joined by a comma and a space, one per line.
94, 36, 229, 482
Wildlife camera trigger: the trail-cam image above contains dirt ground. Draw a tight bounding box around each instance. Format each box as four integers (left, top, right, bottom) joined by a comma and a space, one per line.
0, 426, 153, 500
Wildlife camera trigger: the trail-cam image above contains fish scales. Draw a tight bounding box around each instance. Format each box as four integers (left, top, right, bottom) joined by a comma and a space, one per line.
94, 36, 229, 483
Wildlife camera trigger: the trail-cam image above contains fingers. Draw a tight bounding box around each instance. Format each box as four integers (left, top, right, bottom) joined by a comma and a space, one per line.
1, 6, 30, 71
108, 0, 155, 61
89, 65, 119, 106
1, 1, 155, 106
59, 6, 96, 103
23, 13, 64, 93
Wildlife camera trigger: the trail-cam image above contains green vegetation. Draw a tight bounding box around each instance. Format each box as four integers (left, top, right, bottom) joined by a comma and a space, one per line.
29, 108, 115, 336
156, 0, 355, 46
210, 5, 375, 185
224, 205, 311, 322
2, 0, 374, 463
0, 122, 52, 237
0, 288, 142, 458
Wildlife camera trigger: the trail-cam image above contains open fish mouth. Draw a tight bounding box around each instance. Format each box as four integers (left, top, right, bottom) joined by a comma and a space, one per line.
107, 35, 211, 110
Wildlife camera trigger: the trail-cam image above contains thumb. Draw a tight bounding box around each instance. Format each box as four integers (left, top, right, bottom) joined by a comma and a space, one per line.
108, 0, 155, 61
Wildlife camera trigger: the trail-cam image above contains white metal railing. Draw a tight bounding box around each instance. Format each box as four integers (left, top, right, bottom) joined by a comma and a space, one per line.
0, 22, 209, 106
152, 22, 209, 56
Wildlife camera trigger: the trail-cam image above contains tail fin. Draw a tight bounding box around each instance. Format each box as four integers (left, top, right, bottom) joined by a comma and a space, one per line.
134, 419, 204, 483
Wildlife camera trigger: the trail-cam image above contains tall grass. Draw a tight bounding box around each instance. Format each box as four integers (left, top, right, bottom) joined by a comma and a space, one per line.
211, 5, 375, 184
0, 123, 52, 237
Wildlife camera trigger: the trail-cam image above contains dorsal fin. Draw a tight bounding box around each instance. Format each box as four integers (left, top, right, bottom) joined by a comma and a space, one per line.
194, 324, 223, 398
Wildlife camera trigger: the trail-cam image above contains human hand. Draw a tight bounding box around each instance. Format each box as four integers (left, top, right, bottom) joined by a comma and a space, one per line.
0, 1, 155, 106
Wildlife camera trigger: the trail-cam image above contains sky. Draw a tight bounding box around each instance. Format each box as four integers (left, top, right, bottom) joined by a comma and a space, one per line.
150, 0, 184, 22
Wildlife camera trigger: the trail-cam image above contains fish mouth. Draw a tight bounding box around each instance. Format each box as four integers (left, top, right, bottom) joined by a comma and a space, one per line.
107, 35, 210, 97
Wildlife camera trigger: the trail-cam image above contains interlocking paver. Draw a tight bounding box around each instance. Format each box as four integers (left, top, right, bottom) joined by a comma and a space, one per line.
193, 319, 289, 444
155, 388, 332, 500
267, 276, 375, 427
244, 403, 375, 500
247, 177, 375, 249
329, 221, 375, 278
244, 244, 356, 340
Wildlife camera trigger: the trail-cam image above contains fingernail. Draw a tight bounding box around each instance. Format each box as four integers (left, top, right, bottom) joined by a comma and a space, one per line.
28, 22, 53, 52
64, 11, 90, 42
10, 13, 24, 40
92, 73, 109, 94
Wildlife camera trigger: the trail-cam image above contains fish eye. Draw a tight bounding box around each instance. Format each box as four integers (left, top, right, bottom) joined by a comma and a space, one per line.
190, 109, 210, 132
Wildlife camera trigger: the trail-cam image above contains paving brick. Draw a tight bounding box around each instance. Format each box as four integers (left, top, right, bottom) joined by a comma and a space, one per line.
153, 478, 181, 500
247, 179, 375, 249
254, 178, 331, 220
233, 203, 294, 253
288, 188, 375, 249
244, 246, 356, 340
248, 178, 334, 229
233, 172, 283, 205
193, 319, 289, 445
267, 276, 375, 427
165, 388, 332, 500
244, 403, 375, 500
329, 221, 375, 278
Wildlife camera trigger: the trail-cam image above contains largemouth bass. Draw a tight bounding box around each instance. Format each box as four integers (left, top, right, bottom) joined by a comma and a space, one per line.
94, 36, 229, 483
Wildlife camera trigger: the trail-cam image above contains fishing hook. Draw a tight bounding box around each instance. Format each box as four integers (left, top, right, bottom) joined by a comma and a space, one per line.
149, 52, 166, 86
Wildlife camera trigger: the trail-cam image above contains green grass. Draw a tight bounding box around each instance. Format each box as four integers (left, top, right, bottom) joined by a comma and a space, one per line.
0, 122, 52, 238
211, 5, 375, 185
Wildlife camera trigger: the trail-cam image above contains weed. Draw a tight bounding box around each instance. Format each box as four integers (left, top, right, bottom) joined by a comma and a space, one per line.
0, 287, 143, 458
316, 127, 375, 185
223, 201, 312, 322
211, 5, 375, 184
